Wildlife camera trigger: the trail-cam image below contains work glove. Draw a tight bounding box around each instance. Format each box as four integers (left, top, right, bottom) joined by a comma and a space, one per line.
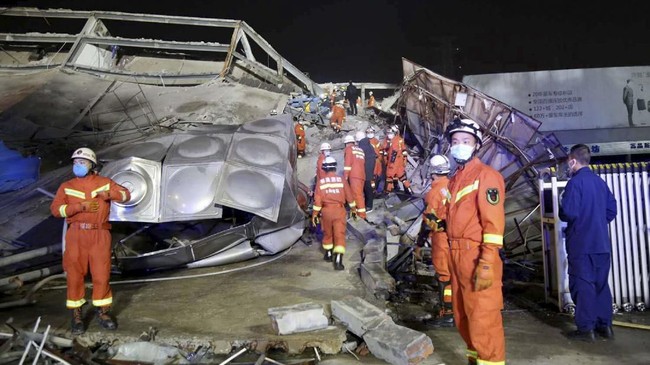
96, 191, 112, 201
473, 259, 494, 291
78, 200, 99, 213
416, 229, 428, 248
436, 219, 447, 232
311, 215, 320, 227
349, 209, 358, 221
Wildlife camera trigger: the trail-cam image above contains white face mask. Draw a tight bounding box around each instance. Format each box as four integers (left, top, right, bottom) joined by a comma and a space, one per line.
367, 133, 375, 139
450, 144, 475, 163
387, 133, 395, 139
323, 150, 331, 157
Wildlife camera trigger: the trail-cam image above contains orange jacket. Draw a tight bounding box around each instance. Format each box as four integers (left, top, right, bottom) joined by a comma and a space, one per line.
385, 135, 407, 176
446, 157, 505, 253
369, 137, 382, 175
343, 144, 365, 180
330, 104, 346, 125
367, 95, 375, 107
294, 123, 306, 150
51, 173, 131, 225
315, 153, 326, 182
423, 176, 449, 231
312, 171, 355, 215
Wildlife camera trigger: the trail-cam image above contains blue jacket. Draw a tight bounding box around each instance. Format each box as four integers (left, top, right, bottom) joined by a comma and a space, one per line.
559, 167, 617, 256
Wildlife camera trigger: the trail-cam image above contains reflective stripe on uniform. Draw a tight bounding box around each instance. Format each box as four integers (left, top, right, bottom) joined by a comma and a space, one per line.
91, 183, 110, 198
357, 208, 366, 213
320, 183, 344, 189
64, 188, 85, 199
333, 245, 345, 254
120, 190, 127, 201
477, 359, 504, 365
352, 150, 364, 157
93, 297, 113, 307
483, 234, 503, 245
466, 349, 478, 360
455, 180, 479, 203
349, 202, 356, 208
344, 166, 352, 171
66, 298, 86, 309
313, 205, 322, 212
322, 243, 334, 250
444, 288, 452, 297
59, 205, 68, 218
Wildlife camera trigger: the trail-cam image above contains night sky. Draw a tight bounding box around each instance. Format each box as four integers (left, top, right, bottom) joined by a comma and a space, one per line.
1, 0, 649, 84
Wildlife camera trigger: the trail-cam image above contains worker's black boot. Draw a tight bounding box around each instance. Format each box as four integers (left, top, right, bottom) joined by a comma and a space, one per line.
96, 306, 117, 330
567, 329, 595, 342
333, 253, 345, 271
71, 307, 85, 335
596, 325, 614, 339
323, 249, 333, 262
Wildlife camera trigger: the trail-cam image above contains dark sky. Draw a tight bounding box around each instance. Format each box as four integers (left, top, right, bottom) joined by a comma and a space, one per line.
2, 0, 649, 83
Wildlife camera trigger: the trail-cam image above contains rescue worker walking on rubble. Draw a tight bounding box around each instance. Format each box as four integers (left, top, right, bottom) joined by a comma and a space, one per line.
294, 119, 306, 158
346, 81, 358, 116
367, 91, 376, 108
343, 134, 367, 219
50, 147, 131, 336
417, 154, 454, 328
312, 156, 357, 270
356, 130, 377, 213
384, 125, 413, 195
445, 118, 506, 365
330, 100, 346, 133
367, 127, 382, 193
559, 144, 617, 342
316, 142, 332, 183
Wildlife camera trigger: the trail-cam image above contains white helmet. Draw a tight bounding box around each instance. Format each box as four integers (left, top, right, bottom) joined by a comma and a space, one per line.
320, 142, 332, 151
355, 130, 366, 142
446, 118, 483, 144
390, 125, 399, 134
71, 147, 97, 165
343, 135, 356, 144
322, 156, 337, 170
369, 91, 373, 96
429, 154, 450, 175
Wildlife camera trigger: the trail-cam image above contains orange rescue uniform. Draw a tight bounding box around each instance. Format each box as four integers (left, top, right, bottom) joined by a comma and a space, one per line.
446, 157, 505, 365
315, 153, 327, 183
384, 134, 411, 192
312, 172, 355, 254
344, 144, 366, 218
50, 174, 131, 310
367, 95, 375, 107
369, 137, 382, 189
330, 104, 346, 133
294, 122, 306, 156
423, 176, 452, 310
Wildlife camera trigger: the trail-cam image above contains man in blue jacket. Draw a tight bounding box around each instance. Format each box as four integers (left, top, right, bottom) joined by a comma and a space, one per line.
560, 144, 617, 342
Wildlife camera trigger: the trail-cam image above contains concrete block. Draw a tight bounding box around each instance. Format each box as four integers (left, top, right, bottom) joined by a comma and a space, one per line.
331, 296, 393, 338
360, 262, 396, 298
363, 320, 434, 365
384, 193, 402, 209
386, 243, 400, 261
388, 198, 425, 222
268, 302, 329, 335
347, 218, 380, 244
386, 230, 400, 244
362, 237, 386, 264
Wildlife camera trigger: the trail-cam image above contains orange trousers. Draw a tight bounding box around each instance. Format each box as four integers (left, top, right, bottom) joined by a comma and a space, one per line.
64, 227, 113, 309
431, 232, 452, 308
349, 177, 366, 218
449, 238, 505, 364
320, 206, 347, 254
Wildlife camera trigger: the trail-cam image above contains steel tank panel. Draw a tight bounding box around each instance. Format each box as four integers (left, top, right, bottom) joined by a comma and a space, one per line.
240, 116, 290, 138
166, 133, 230, 163
99, 134, 176, 162
227, 133, 288, 174
100, 157, 161, 222
160, 162, 223, 221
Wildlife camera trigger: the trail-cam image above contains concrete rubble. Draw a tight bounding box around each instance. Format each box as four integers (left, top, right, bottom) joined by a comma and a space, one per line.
268, 302, 329, 335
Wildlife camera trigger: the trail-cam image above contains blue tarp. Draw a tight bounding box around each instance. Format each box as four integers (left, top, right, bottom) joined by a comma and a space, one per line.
0, 141, 40, 193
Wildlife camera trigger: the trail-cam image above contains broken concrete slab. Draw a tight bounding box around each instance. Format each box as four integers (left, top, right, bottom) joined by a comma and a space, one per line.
363, 320, 434, 365
387, 198, 425, 222
347, 218, 381, 244
386, 230, 401, 244
268, 302, 329, 335
359, 262, 396, 299
383, 193, 402, 210
361, 237, 386, 264
331, 296, 393, 338
387, 243, 400, 261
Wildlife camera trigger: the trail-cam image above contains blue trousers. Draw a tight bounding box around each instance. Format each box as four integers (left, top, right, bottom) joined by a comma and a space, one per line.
568, 253, 612, 331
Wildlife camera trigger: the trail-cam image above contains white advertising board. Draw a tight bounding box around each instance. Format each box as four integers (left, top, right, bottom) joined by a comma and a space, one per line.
463, 66, 650, 131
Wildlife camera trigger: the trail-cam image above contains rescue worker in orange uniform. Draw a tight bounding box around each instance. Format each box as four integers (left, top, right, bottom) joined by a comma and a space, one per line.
367, 126, 382, 192
330, 101, 346, 133
445, 118, 506, 365
343, 134, 366, 219
384, 125, 413, 194
315, 142, 332, 183
294, 119, 306, 158
311, 156, 356, 270
50, 147, 131, 335
367, 91, 376, 108
417, 154, 454, 327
